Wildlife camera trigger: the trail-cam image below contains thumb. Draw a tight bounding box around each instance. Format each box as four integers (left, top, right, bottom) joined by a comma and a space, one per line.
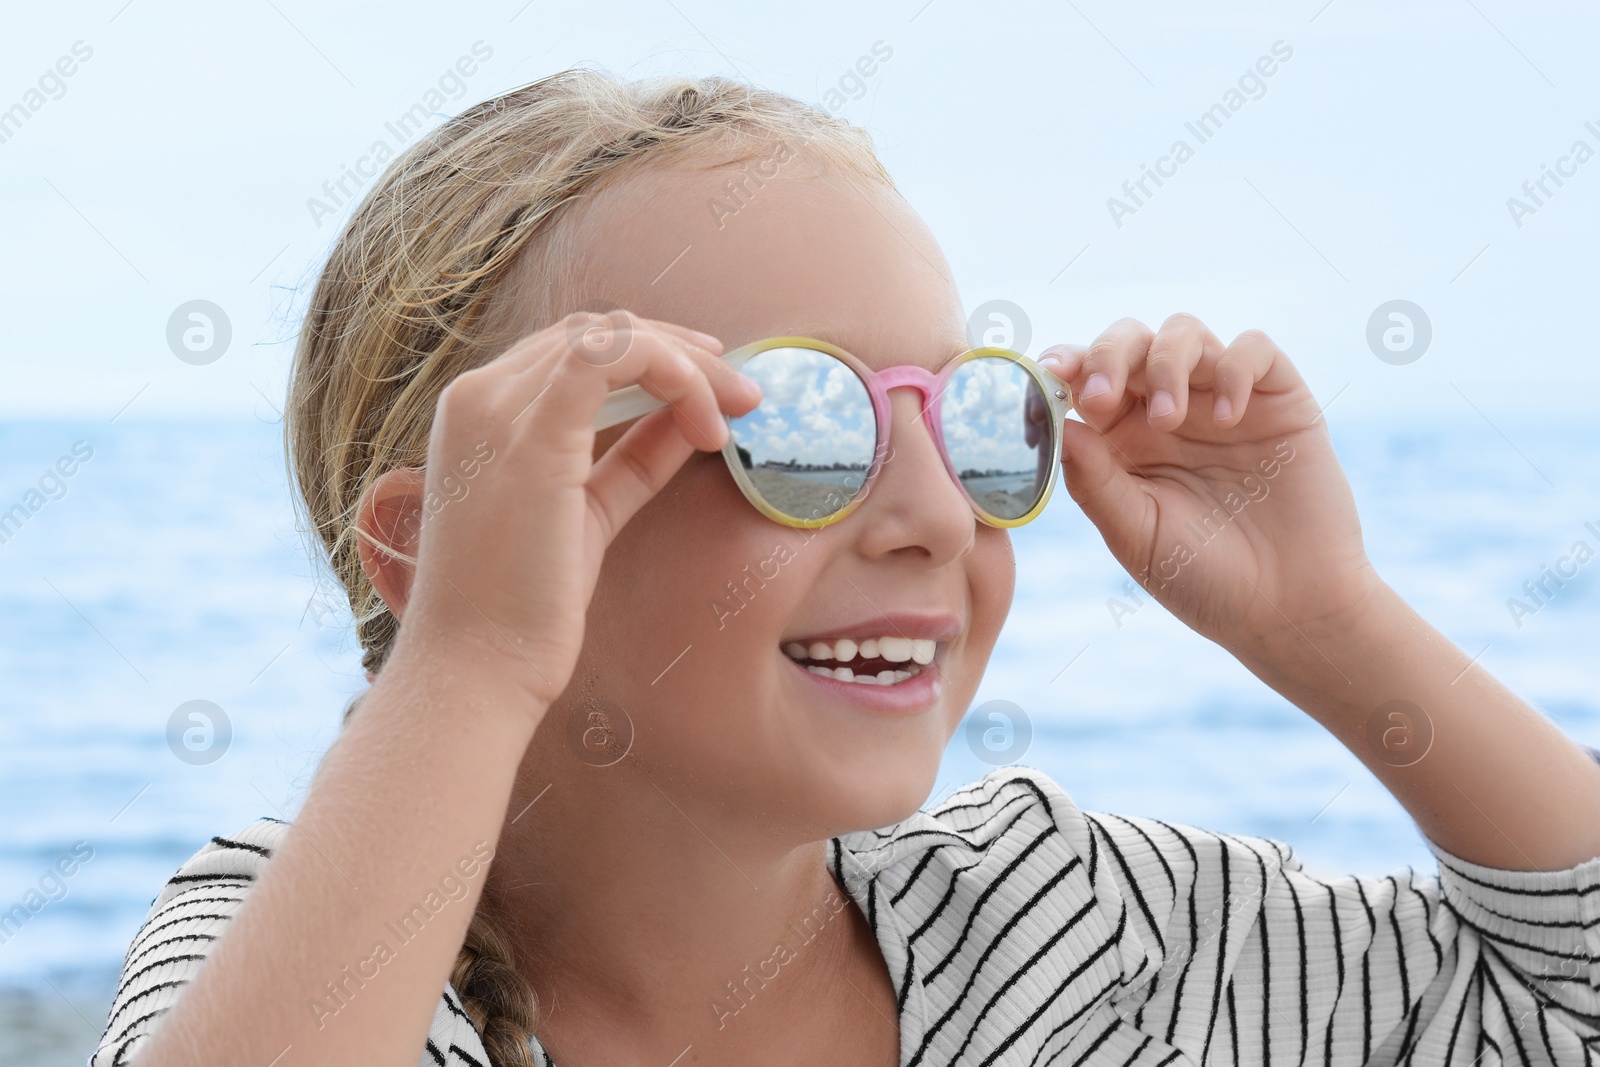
1057, 416, 1148, 545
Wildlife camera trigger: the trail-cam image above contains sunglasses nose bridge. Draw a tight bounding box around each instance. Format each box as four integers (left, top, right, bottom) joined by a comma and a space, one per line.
872, 365, 945, 425
870, 367, 957, 493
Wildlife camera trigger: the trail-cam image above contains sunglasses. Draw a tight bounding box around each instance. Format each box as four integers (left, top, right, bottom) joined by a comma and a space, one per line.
593, 336, 1073, 529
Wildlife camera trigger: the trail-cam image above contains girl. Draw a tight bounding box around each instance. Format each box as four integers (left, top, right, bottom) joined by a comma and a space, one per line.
93, 69, 1599, 1067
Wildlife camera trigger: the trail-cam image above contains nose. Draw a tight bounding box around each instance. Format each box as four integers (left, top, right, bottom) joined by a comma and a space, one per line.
849, 384, 976, 564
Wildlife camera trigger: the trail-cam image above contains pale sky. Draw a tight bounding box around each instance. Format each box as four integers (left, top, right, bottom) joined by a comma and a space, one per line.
2, 0, 1596, 422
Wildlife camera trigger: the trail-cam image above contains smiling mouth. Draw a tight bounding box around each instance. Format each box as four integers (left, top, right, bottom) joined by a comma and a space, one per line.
781, 635, 938, 687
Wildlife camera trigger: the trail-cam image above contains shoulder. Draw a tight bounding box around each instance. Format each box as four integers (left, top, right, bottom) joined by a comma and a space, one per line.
93, 818, 291, 1065
832, 767, 1144, 1027
830, 767, 1313, 1025
836, 764, 1302, 893
93, 818, 490, 1067
145, 817, 290, 910
831, 764, 1109, 932
835, 764, 1092, 879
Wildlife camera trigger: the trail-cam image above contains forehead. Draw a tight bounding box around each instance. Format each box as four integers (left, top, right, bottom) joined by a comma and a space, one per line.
555, 145, 968, 370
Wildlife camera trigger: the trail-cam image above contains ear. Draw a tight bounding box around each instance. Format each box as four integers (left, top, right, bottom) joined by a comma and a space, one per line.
355, 468, 428, 621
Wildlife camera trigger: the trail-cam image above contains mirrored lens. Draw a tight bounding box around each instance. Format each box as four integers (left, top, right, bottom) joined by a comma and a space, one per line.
727, 347, 878, 523
939, 356, 1053, 521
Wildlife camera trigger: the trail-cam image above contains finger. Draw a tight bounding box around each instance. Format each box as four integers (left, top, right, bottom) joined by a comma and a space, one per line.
648, 316, 725, 355
1057, 415, 1150, 546
499, 326, 734, 454
1036, 343, 1088, 403
526, 313, 758, 425
669, 327, 762, 408
584, 405, 699, 546
594, 332, 731, 452
1140, 313, 1225, 429
1038, 343, 1087, 388
1209, 329, 1304, 426
484, 310, 725, 380
1072, 319, 1153, 423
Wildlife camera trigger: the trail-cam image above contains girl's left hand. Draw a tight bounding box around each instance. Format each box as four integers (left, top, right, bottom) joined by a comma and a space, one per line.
1041, 314, 1382, 661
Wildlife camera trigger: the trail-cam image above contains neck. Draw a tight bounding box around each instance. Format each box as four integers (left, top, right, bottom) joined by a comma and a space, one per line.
484, 735, 871, 1060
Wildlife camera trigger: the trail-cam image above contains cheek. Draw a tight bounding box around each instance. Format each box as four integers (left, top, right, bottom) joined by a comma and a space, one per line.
970, 527, 1016, 645
580, 453, 803, 708
942, 529, 1015, 732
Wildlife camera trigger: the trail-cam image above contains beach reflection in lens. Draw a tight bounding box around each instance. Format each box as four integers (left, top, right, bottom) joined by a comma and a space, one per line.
940, 357, 1050, 520
728, 347, 877, 522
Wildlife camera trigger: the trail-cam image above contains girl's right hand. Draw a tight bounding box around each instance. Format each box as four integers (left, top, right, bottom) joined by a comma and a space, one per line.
380, 310, 761, 716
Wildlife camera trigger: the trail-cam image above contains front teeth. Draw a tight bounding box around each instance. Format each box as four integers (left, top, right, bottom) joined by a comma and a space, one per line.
784, 634, 939, 686
879, 636, 912, 662
783, 636, 936, 665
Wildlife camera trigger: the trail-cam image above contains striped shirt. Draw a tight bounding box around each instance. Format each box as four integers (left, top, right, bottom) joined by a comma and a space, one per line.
92, 764, 1600, 1066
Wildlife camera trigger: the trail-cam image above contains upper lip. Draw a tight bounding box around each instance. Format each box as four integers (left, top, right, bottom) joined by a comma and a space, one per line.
782, 611, 963, 647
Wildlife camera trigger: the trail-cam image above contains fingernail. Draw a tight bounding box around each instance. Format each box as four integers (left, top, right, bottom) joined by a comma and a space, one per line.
691, 329, 723, 350
1039, 354, 1064, 369
1080, 372, 1111, 400
1213, 395, 1233, 421
1148, 391, 1176, 418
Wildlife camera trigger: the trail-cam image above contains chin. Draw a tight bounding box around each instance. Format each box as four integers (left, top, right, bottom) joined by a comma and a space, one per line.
838, 757, 942, 834
768, 720, 951, 840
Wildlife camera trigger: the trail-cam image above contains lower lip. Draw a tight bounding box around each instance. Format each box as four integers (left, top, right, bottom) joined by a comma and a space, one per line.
784, 655, 943, 715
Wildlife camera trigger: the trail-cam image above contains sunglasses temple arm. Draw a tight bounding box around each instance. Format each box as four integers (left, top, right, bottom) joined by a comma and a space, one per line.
591, 348, 759, 431
593, 385, 667, 431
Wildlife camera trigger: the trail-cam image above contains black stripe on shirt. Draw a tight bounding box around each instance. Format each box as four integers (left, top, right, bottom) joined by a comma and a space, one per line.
208, 835, 273, 858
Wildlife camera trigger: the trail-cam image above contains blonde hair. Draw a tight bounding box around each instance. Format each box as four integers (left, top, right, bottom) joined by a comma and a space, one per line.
283, 66, 893, 1064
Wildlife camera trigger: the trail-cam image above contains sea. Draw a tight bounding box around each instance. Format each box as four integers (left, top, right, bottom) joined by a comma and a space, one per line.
1, 413, 1596, 1064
